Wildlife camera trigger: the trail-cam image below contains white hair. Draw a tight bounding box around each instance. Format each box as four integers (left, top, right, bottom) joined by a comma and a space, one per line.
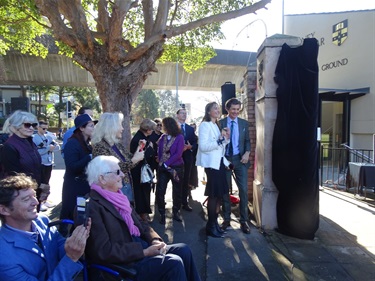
6, 110, 38, 131
91, 112, 123, 145
86, 155, 120, 185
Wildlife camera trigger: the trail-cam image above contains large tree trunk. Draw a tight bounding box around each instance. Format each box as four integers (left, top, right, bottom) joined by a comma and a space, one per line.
87, 44, 163, 148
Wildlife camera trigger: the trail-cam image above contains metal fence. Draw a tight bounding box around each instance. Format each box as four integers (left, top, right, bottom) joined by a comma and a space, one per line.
320, 144, 373, 192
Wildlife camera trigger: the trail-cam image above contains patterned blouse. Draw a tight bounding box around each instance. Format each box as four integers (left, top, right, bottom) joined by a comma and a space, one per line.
92, 139, 136, 184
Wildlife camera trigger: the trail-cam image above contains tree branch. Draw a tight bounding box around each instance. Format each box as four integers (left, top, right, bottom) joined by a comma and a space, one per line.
125, 0, 272, 61
166, 0, 272, 38
169, 0, 180, 27
34, 0, 79, 48
142, 0, 153, 39
107, 0, 134, 62
152, 0, 169, 34
96, 0, 109, 34
57, 0, 95, 54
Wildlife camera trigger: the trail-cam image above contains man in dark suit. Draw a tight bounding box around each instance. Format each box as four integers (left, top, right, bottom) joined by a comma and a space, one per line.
176, 108, 197, 211
219, 98, 251, 234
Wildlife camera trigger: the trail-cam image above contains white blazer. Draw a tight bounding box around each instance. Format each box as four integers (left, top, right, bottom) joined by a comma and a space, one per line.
196, 121, 230, 170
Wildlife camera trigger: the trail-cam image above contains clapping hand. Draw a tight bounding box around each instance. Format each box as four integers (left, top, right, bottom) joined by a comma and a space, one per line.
65, 218, 91, 262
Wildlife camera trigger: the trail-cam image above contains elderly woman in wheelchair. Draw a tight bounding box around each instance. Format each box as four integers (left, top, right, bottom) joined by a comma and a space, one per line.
85, 155, 201, 281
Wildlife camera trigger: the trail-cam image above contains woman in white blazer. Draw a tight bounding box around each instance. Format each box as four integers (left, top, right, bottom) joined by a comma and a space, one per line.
196, 102, 230, 238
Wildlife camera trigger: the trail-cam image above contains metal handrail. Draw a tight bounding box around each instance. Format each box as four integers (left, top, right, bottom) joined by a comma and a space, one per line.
320, 145, 373, 191
340, 143, 373, 163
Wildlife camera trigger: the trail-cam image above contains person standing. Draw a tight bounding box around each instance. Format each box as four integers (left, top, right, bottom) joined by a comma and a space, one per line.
176, 108, 197, 211
33, 121, 60, 211
156, 117, 184, 224
196, 102, 230, 238
219, 98, 251, 234
149, 118, 163, 172
1, 111, 43, 211
130, 119, 156, 221
61, 106, 93, 158
0, 174, 90, 281
188, 123, 199, 192
60, 114, 97, 233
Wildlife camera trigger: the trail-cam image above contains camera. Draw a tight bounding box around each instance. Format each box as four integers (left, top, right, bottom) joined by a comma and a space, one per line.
37, 142, 45, 149
75, 197, 90, 227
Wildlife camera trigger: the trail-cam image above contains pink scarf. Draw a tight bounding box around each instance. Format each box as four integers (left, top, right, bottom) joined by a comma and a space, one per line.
91, 183, 140, 236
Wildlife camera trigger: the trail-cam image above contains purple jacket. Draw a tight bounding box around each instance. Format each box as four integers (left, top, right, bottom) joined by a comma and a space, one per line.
157, 134, 184, 167
2, 134, 42, 184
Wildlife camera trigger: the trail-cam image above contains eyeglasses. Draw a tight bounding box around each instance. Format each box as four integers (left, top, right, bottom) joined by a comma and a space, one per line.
23, 123, 38, 128
104, 169, 121, 176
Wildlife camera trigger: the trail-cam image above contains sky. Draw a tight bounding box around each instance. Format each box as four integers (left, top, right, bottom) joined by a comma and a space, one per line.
178, 0, 375, 118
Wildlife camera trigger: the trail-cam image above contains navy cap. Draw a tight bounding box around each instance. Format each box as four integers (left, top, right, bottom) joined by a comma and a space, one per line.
74, 114, 98, 130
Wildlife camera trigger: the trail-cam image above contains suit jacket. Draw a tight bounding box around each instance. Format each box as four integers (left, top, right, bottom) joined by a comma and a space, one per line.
85, 190, 162, 265
196, 121, 230, 170
181, 123, 198, 158
0, 215, 82, 281
219, 117, 251, 168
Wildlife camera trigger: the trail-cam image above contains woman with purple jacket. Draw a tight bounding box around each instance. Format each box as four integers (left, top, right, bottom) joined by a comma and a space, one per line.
156, 117, 184, 224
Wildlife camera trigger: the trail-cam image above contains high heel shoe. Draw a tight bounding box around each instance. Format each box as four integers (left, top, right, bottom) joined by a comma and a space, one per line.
206, 225, 224, 238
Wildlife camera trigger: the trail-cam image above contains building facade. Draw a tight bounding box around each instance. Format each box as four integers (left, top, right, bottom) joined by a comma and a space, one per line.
285, 9, 375, 151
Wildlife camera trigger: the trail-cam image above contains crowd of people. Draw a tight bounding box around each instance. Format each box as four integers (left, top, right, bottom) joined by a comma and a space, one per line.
0, 97, 251, 280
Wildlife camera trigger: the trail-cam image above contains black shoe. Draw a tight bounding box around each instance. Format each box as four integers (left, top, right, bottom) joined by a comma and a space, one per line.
173, 212, 182, 222
240, 222, 251, 234
215, 222, 226, 234
221, 220, 231, 230
206, 225, 224, 238
182, 204, 193, 212
159, 215, 166, 225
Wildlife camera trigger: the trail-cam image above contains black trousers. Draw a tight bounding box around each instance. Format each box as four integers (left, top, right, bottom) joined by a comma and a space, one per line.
41, 165, 53, 185
156, 165, 184, 215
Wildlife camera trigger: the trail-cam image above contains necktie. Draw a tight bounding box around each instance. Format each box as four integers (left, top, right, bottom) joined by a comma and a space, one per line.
227, 121, 234, 156
181, 124, 186, 137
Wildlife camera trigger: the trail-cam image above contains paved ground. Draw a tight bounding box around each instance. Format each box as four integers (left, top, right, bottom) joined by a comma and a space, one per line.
46, 151, 375, 281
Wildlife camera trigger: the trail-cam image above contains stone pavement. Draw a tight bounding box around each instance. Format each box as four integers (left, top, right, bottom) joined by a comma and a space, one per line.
46, 151, 375, 281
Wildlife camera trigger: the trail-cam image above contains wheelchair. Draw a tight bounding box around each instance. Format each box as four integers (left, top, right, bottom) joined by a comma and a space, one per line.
48, 219, 136, 281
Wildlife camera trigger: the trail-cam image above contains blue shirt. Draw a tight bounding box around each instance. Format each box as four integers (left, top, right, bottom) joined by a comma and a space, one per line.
227, 117, 240, 156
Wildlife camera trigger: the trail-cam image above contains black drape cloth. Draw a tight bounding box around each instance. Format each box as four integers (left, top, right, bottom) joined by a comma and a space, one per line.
272, 38, 320, 240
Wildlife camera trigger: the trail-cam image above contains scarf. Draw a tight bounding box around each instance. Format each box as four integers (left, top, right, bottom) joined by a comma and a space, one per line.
158, 134, 176, 165
91, 183, 140, 236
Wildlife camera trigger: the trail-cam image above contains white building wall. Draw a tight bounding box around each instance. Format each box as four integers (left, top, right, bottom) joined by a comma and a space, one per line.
285, 10, 375, 150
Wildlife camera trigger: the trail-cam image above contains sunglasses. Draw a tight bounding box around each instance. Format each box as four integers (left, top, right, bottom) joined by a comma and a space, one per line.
23, 123, 38, 128
157, 124, 162, 127
104, 169, 121, 176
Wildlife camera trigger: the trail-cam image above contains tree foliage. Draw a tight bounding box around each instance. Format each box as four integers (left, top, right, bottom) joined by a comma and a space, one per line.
157, 90, 181, 118
65, 87, 102, 115
0, 0, 48, 56
29, 85, 56, 119
0, 0, 272, 145
132, 89, 159, 124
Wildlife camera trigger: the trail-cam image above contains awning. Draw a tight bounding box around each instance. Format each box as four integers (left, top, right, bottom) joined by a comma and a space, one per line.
319, 87, 370, 101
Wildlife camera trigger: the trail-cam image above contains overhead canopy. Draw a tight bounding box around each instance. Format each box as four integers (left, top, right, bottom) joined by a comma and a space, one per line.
319, 87, 370, 101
